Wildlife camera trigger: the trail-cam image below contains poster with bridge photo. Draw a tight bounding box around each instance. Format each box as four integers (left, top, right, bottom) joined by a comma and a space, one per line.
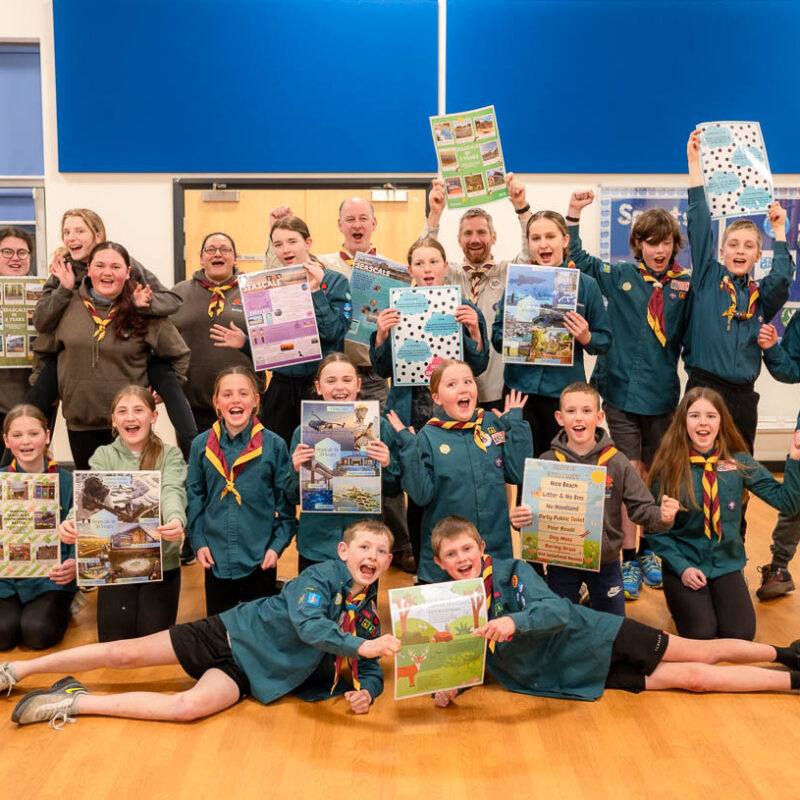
390, 579, 487, 700
389, 286, 462, 386
299, 400, 381, 514
430, 104, 509, 209
74, 471, 162, 587
502, 264, 579, 366
238, 266, 322, 371
0, 472, 60, 579
346, 252, 411, 348
697, 121, 773, 219
519, 458, 606, 571
0, 276, 44, 368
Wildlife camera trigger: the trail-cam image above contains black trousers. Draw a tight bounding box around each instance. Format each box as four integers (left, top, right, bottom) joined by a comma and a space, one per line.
0, 590, 75, 650
662, 566, 756, 641
97, 567, 181, 642
260, 372, 317, 448
520, 392, 561, 458
67, 428, 114, 470
203, 565, 277, 617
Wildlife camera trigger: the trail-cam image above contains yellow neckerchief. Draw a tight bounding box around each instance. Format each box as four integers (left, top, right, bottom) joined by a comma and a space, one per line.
82, 297, 117, 341
689, 446, 722, 540
425, 408, 488, 452
331, 588, 368, 693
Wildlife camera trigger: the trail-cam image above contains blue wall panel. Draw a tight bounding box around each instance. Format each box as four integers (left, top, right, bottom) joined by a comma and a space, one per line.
0, 46, 44, 176
447, 0, 800, 173
53, 0, 438, 172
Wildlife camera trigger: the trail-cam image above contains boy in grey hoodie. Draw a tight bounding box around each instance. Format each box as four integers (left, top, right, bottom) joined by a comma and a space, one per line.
512, 382, 679, 616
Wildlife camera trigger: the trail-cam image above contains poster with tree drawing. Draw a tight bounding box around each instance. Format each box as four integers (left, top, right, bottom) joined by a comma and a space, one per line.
389, 579, 486, 700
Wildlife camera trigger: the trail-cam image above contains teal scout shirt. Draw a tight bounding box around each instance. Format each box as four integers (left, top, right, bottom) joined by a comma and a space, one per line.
187, 420, 297, 579
491, 269, 612, 397
396, 407, 532, 583
272, 269, 352, 379
89, 437, 187, 573
286, 417, 403, 562
568, 225, 691, 415
683, 185, 794, 384
760, 310, 800, 428
220, 558, 383, 705
649, 453, 800, 579
480, 559, 623, 701
0, 467, 75, 604
369, 296, 489, 427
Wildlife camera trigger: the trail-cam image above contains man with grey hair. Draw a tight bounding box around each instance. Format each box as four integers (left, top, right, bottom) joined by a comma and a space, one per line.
422, 174, 532, 407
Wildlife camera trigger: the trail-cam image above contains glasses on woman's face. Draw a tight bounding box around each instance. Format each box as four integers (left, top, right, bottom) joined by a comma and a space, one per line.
0, 248, 31, 259
203, 245, 234, 255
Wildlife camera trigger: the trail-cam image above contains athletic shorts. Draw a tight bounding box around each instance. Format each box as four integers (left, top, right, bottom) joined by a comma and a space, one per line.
169, 615, 251, 701
602, 404, 673, 467
604, 617, 669, 693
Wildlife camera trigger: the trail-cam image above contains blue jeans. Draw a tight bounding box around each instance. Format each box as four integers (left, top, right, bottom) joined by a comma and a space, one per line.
547, 560, 626, 617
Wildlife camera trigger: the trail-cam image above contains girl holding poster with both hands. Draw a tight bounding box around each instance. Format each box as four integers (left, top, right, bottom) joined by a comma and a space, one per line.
59, 386, 187, 642
287, 352, 402, 573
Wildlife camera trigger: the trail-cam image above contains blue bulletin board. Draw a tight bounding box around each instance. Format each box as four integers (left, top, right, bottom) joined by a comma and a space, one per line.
52, 0, 438, 173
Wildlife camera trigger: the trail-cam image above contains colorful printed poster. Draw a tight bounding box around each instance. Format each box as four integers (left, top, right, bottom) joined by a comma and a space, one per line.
74, 471, 162, 587
238, 266, 321, 371
698, 121, 773, 219
0, 472, 60, 578
390, 579, 487, 700
299, 400, 381, 514
430, 105, 509, 209
389, 286, 462, 386
0, 276, 43, 367
502, 264, 579, 366
520, 458, 606, 571
346, 252, 411, 347
599, 187, 696, 270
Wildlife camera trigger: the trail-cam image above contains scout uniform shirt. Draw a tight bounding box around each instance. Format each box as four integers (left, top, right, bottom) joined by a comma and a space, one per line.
491, 269, 612, 397
220, 558, 383, 704
649, 451, 800, 579
186, 419, 296, 579
568, 224, 691, 415
683, 185, 794, 385
396, 406, 532, 583
479, 558, 623, 701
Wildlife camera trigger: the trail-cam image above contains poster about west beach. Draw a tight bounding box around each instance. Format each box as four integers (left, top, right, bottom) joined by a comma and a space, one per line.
299, 400, 381, 514
502, 265, 579, 366
0, 472, 60, 578
390, 579, 487, 700
74, 471, 162, 587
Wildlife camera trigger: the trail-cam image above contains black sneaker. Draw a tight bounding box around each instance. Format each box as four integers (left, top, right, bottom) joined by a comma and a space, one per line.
12, 676, 88, 727
756, 564, 795, 600
180, 538, 196, 566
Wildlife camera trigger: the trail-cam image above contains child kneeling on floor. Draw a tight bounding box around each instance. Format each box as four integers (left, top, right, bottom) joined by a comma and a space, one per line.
430, 516, 800, 705
1, 520, 401, 727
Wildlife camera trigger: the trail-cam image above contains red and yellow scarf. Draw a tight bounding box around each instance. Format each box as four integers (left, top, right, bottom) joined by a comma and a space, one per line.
198, 275, 238, 318
555, 445, 617, 466
426, 408, 488, 452
689, 447, 722, 540
636, 263, 689, 346
82, 298, 117, 341
8, 459, 58, 473
203, 418, 263, 504
331, 588, 367, 693
720, 275, 759, 325
339, 246, 377, 266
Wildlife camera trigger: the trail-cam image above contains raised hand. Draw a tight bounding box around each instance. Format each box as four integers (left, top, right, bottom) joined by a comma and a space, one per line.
210, 321, 247, 349
567, 190, 595, 220
133, 283, 153, 308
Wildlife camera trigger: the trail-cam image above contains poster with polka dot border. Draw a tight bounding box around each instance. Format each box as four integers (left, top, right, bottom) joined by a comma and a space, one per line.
698, 121, 774, 219
389, 286, 462, 387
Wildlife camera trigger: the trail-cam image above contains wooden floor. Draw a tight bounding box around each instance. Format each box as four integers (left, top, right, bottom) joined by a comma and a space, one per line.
4, 495, 800, 800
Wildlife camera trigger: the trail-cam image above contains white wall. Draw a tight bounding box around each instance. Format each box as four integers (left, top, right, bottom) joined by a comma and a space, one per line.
5, 0, 798, 460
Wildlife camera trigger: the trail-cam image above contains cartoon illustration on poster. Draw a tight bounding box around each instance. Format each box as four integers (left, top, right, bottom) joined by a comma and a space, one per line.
390, 579, 487, 700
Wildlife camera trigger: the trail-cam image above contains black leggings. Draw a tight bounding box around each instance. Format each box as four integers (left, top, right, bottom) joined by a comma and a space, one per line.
203, 565, 277, 617
67, 428, 114, 470
0, 591, 75, 650
662, 566, 756, 640
96, 567, 181, 642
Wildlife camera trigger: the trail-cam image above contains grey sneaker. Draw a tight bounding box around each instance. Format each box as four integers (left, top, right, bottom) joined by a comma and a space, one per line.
12, 676, 88, 728
0, 662, 18, 695
756, 564, 795, 600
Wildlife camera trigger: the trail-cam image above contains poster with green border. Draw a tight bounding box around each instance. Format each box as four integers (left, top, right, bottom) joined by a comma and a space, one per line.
520, 458, 606, 571
0, 473, 61, 578
390, 578, 487, 700
0, 276, 44, 367
429, 105, 509, 209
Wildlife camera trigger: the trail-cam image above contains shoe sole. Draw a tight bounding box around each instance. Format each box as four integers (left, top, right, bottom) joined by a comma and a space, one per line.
12, 676, 85, 724
642, 579, 663, 589
624, 591, 639, 601
756, 584, 795, 601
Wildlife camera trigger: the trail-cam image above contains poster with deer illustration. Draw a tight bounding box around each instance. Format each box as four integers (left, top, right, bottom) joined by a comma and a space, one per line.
389, 578, 487, 700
